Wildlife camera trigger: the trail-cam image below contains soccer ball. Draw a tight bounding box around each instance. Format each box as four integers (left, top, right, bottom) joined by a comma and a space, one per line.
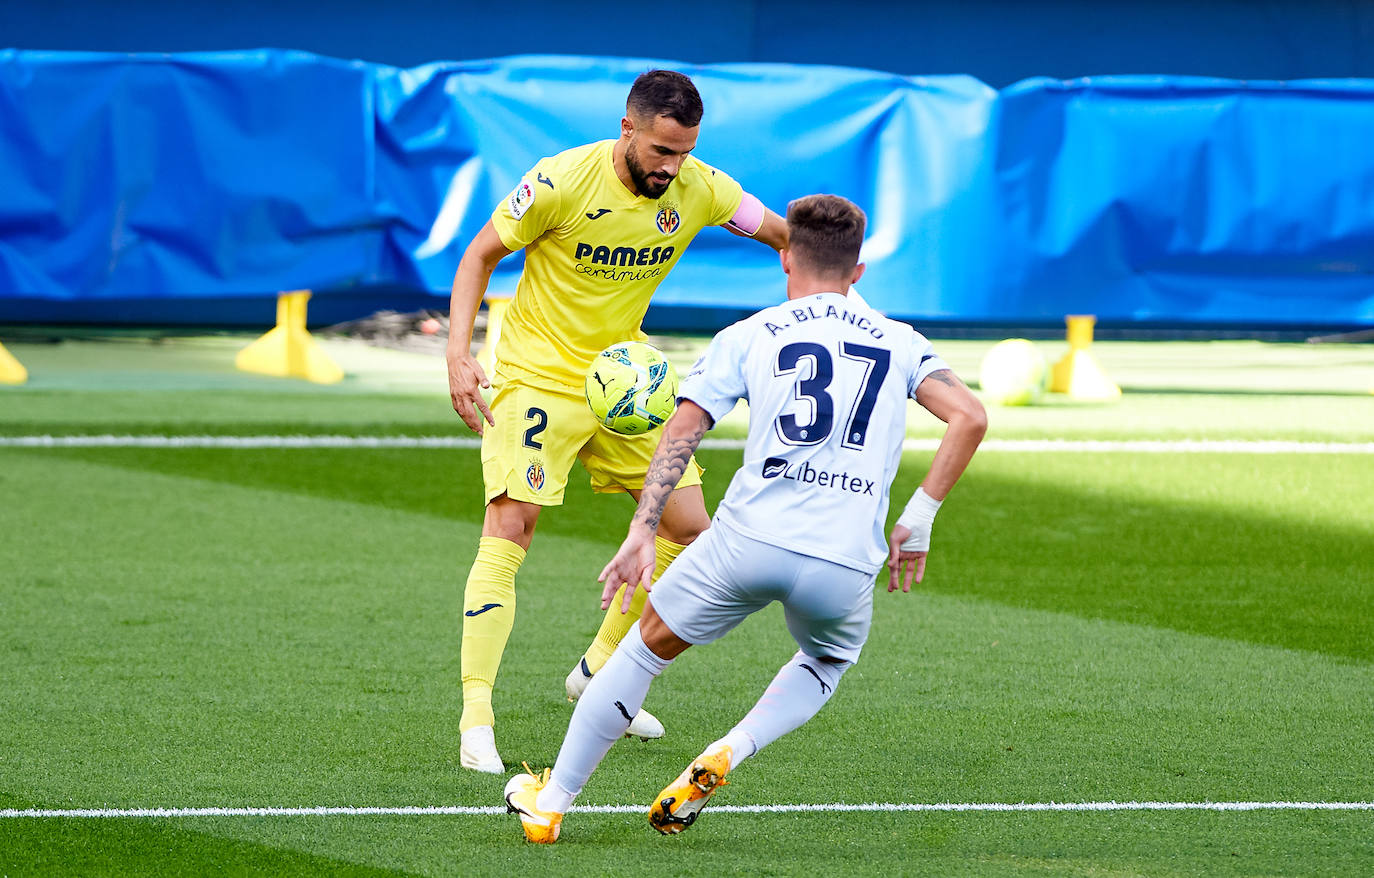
584, 341, 679, 434
979, 338, 1048, 406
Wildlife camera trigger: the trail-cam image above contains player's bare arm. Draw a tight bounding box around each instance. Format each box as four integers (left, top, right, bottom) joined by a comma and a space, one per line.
912, 369, 986, 500
446, 221, 512, 434
598, 400, 714, 612
887, 369, 987, 592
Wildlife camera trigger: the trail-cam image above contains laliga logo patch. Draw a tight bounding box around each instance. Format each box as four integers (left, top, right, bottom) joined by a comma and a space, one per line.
508, 181, 536, 220
526, 461, 545, 491
655, 207, 680, 235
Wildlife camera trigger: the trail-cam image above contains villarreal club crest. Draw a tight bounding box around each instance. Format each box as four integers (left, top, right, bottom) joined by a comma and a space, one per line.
526, 460, 546, 492
655, 205, 681, 236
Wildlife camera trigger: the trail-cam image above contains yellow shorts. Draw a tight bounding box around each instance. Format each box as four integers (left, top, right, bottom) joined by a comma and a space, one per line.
480, 371, 704, 506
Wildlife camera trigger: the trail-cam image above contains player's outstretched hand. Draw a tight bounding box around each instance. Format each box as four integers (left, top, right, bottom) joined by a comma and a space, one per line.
447, 351, 494, 434
598, 526, 657, 613
886, 523, 927, 593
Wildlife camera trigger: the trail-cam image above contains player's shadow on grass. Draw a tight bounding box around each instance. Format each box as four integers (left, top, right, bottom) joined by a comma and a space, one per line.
0, 795, 414, 877
26, 445, 1374, 663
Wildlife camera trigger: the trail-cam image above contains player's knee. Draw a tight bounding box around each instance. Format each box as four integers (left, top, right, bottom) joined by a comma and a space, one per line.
796, 651, 849, 694
655, 505, 709, 545
639, 605, 692, 662
816, 655, 854, 681
652, 485, 710, 545
484, 494, 540, 546
658, 519, 707, 546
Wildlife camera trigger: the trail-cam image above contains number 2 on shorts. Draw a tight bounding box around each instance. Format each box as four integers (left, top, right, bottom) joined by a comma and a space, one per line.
523, 407, 548, 449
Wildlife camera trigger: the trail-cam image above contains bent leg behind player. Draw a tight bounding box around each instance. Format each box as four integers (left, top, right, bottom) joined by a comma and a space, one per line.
505, 522, 871, 842
461, 378, 698, 771
562, 421, 710, 737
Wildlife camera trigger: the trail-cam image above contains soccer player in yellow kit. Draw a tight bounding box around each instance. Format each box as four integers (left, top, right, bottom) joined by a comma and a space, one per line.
445, 70, 788, 773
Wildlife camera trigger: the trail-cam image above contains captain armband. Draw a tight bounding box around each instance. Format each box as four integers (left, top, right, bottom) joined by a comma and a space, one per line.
724, 192, 764, 236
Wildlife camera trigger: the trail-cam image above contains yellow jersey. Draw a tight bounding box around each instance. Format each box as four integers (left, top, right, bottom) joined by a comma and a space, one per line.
489, 139, 744, 387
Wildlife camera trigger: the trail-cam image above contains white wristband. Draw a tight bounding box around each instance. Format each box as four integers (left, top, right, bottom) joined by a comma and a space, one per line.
895, 487, 942, 553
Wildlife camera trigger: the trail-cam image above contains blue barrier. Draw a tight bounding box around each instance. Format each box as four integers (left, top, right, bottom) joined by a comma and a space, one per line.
991, 77, 1374, 325
0, 51, 378, 303
1, 51, 1370, 328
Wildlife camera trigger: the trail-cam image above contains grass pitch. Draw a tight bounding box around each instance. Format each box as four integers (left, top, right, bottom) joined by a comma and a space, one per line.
1, 332, 1371, 876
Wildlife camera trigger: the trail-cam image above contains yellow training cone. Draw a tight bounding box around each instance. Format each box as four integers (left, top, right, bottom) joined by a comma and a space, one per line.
1049, 315, 1121, 401
0, 340, 27, 385
235, 290, 344, 384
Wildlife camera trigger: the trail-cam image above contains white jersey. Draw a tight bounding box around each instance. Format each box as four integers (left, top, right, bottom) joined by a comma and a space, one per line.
679, 291, 949, 573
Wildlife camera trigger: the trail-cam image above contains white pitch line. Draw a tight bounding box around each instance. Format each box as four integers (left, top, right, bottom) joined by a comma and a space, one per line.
3, 801, 1372, 819
0, 435, 485, 449
1, 435, 1371, 453
972, 438, 1374, 454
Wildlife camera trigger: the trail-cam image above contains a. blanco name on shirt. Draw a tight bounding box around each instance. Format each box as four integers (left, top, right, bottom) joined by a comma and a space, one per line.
764, 302, 886, 339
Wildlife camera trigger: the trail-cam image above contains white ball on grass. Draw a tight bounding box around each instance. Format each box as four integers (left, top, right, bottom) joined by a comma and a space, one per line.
979, 338, 1048, 406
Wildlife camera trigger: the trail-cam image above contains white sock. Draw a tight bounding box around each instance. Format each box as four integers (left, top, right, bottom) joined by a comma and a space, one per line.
546, 623, 671, 804
712, 729, 758, 765
535, 778, 577, 814
729, 650, 848, 760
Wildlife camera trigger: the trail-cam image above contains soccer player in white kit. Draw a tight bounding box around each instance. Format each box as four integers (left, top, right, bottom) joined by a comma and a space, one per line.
504, 194, 988, 843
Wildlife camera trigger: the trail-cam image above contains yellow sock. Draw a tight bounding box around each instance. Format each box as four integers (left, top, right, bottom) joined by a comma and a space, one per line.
459, 536, 525, 732
583, 536, 686, 674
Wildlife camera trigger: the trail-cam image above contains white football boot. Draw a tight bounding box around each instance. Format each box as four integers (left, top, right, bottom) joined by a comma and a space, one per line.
459, 725, 504, 774
504, 764, 563, 844
565, 657, 665, 741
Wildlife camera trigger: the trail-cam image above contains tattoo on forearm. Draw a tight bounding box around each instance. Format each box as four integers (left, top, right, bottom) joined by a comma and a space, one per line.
633, 410, 710, 531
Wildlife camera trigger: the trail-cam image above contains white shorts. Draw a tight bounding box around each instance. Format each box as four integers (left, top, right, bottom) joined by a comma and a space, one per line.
647, 519, 874, 664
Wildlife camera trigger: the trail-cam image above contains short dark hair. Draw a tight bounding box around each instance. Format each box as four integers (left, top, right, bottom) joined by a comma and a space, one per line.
786, 195, 867, 277
626, 70, 703, 127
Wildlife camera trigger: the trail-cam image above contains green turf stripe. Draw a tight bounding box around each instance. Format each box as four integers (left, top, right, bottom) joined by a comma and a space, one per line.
3, 435, 1373, 453
7, 800, 1374, 819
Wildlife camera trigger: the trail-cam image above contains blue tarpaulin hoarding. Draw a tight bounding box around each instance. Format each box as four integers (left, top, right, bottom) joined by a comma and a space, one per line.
1, 51, 1370, 327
